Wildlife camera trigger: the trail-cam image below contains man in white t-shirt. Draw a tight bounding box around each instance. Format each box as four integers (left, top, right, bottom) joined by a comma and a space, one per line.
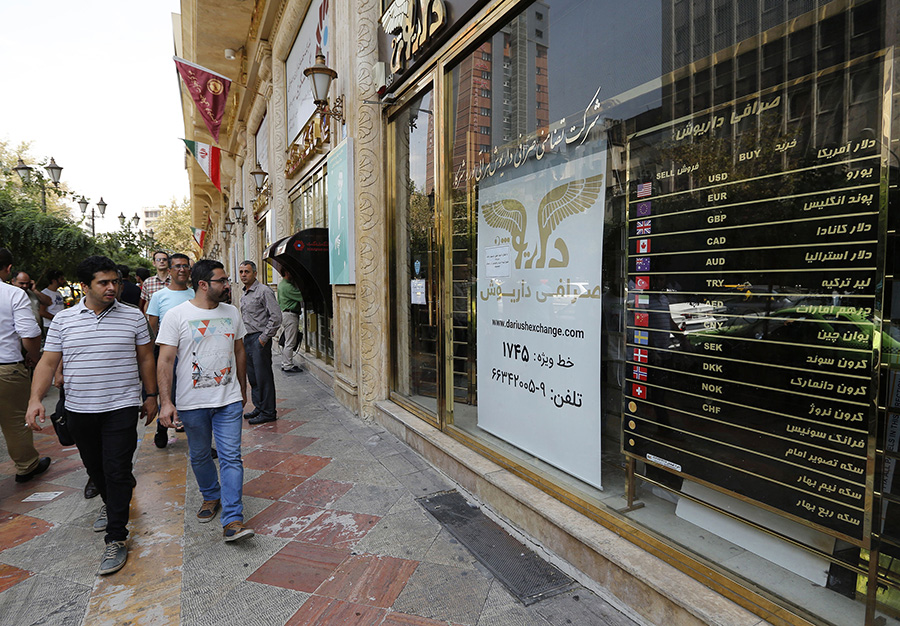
39, 269, 67, 328
147, 253, 195, 449
157, 259, 254, 543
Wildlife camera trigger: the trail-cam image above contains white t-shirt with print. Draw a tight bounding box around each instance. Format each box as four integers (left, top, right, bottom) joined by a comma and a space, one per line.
156, 300, 246, 410
41, 287, 65, 327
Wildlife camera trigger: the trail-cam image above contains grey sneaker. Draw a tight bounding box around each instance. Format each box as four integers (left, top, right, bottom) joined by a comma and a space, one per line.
93, 505, 107, 532
98, 540, 127, 575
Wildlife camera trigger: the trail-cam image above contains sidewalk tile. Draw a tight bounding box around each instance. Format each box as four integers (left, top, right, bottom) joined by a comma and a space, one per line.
0, 511, 53, 552
281, 478, 353, 507
259, 434, 318, 454
277, 407, 297, 418
244, 472, 308, 500
392, 562, 492, 625
381, 613, 467, 626
248, 541, 350, 592
0, 563, 31, 593
293, 509, 381, 547
285, 596, 386, 626
272, 454, 331, 477
247, 419, 300, 434
247, 501, 323, 539
315, 554, 419, 608
0, 483, 79, 516
243, 449, 293, 470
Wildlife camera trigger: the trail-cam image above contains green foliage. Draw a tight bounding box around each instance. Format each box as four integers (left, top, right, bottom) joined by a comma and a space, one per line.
95, 226, 155, 270
152, 197, 196, 258
0, 201, 99, 286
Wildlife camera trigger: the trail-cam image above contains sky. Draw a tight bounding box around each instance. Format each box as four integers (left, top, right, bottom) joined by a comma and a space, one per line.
0, 0, 187, 234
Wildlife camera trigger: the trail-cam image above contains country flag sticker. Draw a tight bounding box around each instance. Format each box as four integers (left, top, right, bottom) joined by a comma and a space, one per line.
634, 330, 649, 345
636, 201, 651, 217
633, 365, 647, 381
635, 312, 648, 327
635, 257, 650, 271
634, 293, 649, 307
633, 347, 648, 363
635, 275, 650, 290
637, 239, 650, 254
632, 383, 647, 399
636, 219, 651, 235
637, 182, 652, 198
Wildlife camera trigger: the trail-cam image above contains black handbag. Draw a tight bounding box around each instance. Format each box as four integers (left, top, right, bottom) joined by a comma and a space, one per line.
50, 392, 75, 447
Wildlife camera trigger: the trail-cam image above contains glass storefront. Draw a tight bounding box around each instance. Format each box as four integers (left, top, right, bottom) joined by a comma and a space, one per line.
389, 0, 899, 624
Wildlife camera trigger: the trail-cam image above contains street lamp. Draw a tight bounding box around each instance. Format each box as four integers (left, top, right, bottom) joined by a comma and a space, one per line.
250, 164, 267, 194
14, 156, 64, 212
79, 196, 107, 237
118, 212, 140, 228
231, 204, 246, 225
303, 53, 344, 124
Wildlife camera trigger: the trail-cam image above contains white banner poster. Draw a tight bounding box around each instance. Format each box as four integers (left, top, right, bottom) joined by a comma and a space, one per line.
477, 151, 606, 487
286, 0, 330, 143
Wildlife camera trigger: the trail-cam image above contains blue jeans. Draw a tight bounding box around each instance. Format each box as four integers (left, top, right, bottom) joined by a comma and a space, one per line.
178, 401, 245, 526
244, 332, 276, 418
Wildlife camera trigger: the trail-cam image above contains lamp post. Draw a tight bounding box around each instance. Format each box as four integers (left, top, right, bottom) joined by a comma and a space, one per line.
14, 157, 64, 213
118, 212, 140, 229
78, 196, 107, 237
303, 53, 344, 126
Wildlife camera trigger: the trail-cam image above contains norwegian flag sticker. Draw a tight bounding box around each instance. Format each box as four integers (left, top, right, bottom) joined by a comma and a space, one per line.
633, 365, 647, 381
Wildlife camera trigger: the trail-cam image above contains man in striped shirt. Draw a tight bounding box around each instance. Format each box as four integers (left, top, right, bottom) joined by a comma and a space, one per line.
26, 256, 159, 576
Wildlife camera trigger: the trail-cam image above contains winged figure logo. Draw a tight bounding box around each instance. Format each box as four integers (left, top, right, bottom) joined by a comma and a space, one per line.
381, 0, 447, 74
482, 174, 604, 269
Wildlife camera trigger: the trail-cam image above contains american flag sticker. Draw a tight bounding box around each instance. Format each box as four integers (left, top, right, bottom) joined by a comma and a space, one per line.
635, 257, 650, 271
636, 220, 651, 235
635, 312, 648, 327
633, 348, 648, 362
633, 365, 647, 381
637, 182, 652, 198
635, 275, 650, 290
637, 239, 650, 254
635, 293, 649, 307
632, 383, 647, 399
635, 330, 649, 345
636, 201, 651, 216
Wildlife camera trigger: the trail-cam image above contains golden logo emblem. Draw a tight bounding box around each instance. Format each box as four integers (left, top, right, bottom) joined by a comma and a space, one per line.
207, 78, 224, 95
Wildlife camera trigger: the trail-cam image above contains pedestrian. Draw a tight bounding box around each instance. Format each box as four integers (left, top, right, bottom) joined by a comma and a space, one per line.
117, 265, 142, 308
134, 267, 150, 291
147, 253, 194, 449
0, 249, 51, 484
140, 250, 171, 314
238, 260, 281, 424
12, 271, 52, 328
156, 259, 254, 542
39, 269, 67, 329
276, 267, 304, 373
26, 255, 159, 576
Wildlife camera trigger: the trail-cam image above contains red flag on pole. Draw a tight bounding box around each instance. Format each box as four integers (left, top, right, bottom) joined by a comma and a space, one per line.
174, 56, 231, 142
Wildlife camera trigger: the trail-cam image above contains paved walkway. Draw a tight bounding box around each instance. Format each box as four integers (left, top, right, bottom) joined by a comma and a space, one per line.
0, 368, 639, 626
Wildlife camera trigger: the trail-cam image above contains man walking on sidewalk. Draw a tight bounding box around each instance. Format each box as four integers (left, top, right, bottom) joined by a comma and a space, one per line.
0, 249, 51, 483
276, 267, 304, 373
140, 250, 171, 314
238, 260, 281, 424
26, 255, 159, 576
157, 259, 254, 542
147, 253, 194, 449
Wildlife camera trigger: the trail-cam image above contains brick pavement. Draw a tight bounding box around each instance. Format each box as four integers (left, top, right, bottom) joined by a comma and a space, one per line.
0, 369, 639, 626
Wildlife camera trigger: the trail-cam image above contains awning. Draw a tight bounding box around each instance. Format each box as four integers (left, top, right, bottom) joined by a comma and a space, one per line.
263, 227, 332, 315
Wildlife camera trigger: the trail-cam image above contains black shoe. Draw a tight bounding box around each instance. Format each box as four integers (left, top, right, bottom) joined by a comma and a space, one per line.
154, 427, 168, 449
243, 410, 260, 420
248, 414, 277, 425
211, 448, 218, 459
15, 457, 51, 483
84, 478, 100, 499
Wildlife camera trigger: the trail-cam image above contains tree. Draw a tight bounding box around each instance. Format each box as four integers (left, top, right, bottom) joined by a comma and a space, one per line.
152, 197, 196, 258
0, 140, 76, 218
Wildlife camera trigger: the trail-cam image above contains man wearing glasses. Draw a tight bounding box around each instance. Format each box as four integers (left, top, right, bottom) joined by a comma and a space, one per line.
146, 253, 194, 448
237, 260, 282, 425
156, 260, 254, 542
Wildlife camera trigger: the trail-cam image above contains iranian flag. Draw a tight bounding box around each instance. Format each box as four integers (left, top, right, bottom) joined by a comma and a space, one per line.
183, 139, 221, 191
191, 227, 206, 249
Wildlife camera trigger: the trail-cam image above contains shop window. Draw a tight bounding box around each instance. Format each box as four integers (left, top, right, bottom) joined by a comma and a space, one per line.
390, 89, 438, 416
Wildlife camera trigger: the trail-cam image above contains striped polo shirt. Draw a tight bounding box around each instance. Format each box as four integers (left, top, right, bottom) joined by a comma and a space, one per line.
44, 299, 151, 413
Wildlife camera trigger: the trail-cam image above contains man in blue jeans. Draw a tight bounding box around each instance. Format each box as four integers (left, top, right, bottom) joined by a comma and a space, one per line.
156, 259, 254, 542
237, 260, 281, 424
